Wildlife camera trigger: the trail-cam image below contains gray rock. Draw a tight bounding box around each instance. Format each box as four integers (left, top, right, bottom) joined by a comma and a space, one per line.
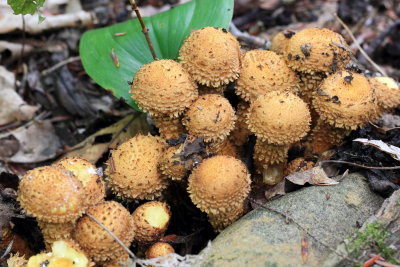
200, 173, 384, 267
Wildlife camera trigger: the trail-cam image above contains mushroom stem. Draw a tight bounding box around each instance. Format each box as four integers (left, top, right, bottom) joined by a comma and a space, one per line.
152, 115, 184, 140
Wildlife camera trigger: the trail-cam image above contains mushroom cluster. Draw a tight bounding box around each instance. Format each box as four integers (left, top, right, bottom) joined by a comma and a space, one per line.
14, 26, 399, 265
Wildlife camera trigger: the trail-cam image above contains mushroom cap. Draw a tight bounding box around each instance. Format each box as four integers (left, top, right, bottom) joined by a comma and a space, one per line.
54, 157, 105, 206
132, 201, 171, 243
370, 76, 400, 110
106, 134, 168, 200
270, 30, 295, 55
146, 242, 175, 259
37, 220, 76, 247
247, 91, 311, 145
254, 140, 289, 170
312, 71, 375, 129
207, 139, 239, 159
284, 157, 315, 176
182, 94, 236, 142
158, 144, 187, 181
187, 155, 251, 216
230, 101, 250, 147
151, 116, 184, 140
236, 50, 299, 102
17, 166, 86, 223
179, 27, 241, 87
74, 201, 135, 263
26, 240, 90, 267
285, 28, 350, 74
130, 59, 198, 117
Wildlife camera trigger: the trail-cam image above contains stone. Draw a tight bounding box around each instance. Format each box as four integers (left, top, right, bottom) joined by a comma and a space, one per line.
200, 173, 384, 267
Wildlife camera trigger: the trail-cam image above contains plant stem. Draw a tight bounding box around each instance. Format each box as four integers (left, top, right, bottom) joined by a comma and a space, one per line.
130, 0, 158, 60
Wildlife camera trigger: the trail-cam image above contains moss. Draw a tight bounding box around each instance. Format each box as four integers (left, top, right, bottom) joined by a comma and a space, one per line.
346, 222, 399, 264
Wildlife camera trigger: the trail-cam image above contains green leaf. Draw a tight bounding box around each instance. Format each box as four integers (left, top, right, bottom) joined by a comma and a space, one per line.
79, 0, 234, 111
7, 0, 45, 15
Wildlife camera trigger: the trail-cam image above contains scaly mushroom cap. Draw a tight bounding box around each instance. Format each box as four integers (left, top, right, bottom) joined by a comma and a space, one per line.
370, 77, 400, 110
230, 101, 250, 147
312, 71, 375, 130
183, 94, 236, 142
284, 157, 315, 176
54, 157, 105, 206
270, 30, 295, 55
247, 91, 311, 145
106, 134, 168, 200
74, 201, 135, 263
18, 166, 86, 223
7, 254, 28, 267
37, 220, 76, 249
285, 28, 350, 74
27, 240, 91, 267
158, 144, 187, 181
146, 242, 175, 259
130, 59, 198, 117
187, 156, 251, 216
236, 50, 299, 102
254, 140, 289, 171
207, 139, 239, 159
132, 201, 171, 243
179, 27, 241, 87
151, 116, 184, 140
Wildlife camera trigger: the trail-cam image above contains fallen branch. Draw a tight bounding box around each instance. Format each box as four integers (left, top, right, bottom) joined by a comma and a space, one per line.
41, 56, 80, 75
320, 160, 400, 170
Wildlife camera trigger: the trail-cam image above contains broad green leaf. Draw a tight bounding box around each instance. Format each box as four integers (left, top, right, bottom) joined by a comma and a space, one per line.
80, 0, 234, 111
7, 0, 45, 15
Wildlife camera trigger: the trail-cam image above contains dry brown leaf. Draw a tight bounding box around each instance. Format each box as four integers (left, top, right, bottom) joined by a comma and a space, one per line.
0, 120, 61, 163
353, 138, 400, 161
62, 113, 148, 163
0, 89, 39, 125
264, 180, 286, 200
285, 166, 339, 186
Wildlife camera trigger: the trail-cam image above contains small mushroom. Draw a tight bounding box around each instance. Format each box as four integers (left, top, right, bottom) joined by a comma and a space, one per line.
247, 91, 311, 175
132, 201, 171, 243
187, 155, 251, 231
284, 157, 315, 176
146, 242, 175, 259
130, 59, 198, 139
229, 101, 251, 148
235, 50, 298, 102
74, 201, 135, 263
105, 134, 168, 200
183, 94, 236, 153
179, 27, 241, 87
269, 30, 296, 55
369, 76, 400, 120
26, 240, 91, 267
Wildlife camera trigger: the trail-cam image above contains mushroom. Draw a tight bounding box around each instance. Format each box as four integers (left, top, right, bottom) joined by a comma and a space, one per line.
187, 155, 251, 231
312, 71, 375, 130
132, 201, 171, 243
105, 134, 168, 200
26, 240, 91, 267
247, 91, 311, 175
54, 157, 105, 206
197, 84, 226, 96
369, 76, 400, 121
285, 28, 351, 107
158, 144, 187, 182
179, 27, 241, 87
74, 201, 135, 263
130, 59, 198, 140
146, 242, 175, 259
182, 94, 236, 153
269, 30, 296, 55
284, 157, 315, 176
229, 101, 251, 148
7, 254, 28, 267
235, 50, 298, 102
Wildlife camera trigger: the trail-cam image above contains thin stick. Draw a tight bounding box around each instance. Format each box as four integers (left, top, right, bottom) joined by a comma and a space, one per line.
334, 13, 388, 76
130, 0, 157, 60
41, 56, 80, 75
85, 212, 137, 260
320, 160, 400, 170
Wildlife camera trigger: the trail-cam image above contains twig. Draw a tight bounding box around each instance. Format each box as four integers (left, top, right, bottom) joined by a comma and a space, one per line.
247, 197, 358, 264
129, 0, 157, 60
41, 56, 80, 75
229, 23, 269, 48
85, 212, 137, 260
334, 13, 388, 76
320, 160, 400, 170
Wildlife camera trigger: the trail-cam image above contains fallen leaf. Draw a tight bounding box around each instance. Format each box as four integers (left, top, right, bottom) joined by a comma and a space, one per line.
265, 180, 286, 200
285, 166, 339, 186
0, 120, 61, 163
353, 138, 400, 161
63, 113, 148, 163
0, 89, 39, 125
0, 65, 15, 88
